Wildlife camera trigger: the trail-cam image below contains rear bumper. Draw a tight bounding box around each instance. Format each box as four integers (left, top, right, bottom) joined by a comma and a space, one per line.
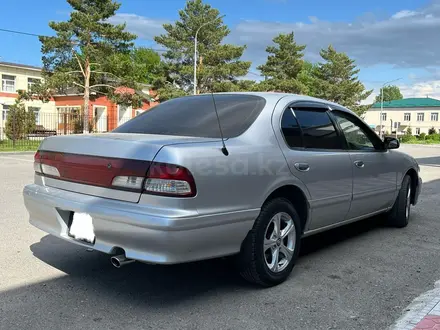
23, 184, 258, 264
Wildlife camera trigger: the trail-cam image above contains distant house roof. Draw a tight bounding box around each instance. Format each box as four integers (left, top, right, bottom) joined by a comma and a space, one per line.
371, 97, 440, 109
0, 61, 42, 71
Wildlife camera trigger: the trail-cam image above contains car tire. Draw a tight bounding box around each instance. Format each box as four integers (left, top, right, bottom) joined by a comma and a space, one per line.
237, 198, 301, 287
386, 175, 412, 228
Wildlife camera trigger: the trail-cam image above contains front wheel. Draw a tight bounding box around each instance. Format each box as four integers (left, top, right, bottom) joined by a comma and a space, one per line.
237, 198, 301, 287
386, 175, 412, 228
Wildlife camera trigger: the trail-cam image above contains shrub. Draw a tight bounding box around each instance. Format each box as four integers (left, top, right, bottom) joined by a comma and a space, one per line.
426, 133, 440, 141
406, 126, 413, 135
5, 100, 36, 140
419, 132, 426, 140
401, 134, 417, 143
428, 127, 437, 135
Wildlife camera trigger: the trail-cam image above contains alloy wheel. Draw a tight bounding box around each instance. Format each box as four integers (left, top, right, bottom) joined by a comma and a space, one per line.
263, 212, 296, 273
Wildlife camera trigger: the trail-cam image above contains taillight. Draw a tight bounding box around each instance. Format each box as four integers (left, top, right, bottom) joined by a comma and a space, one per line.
33, 151, 151, 192
144, 162, 196, 197
34, 151, 42, 174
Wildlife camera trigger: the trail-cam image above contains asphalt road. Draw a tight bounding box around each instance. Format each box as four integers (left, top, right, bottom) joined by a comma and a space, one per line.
1, 145, 440, 330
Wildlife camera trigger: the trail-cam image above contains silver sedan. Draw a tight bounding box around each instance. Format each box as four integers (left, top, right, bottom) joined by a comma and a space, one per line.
23, 93, 422, 286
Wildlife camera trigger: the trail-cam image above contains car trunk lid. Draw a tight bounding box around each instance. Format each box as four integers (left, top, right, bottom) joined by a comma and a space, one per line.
36, 133, 219, 202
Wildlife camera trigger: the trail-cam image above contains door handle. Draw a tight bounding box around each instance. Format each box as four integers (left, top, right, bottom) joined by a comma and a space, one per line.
294, 163, 310, 172
354, 160, 365, 168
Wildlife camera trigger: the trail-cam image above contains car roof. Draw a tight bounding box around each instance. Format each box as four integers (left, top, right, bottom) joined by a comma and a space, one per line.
212, 92, 355, 115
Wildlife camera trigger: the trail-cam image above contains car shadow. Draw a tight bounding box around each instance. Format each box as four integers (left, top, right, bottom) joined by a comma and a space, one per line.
28, 212, 386, 294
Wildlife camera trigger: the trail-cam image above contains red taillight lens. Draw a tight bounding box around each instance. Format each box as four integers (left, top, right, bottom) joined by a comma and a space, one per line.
34, 151, 151, 192
144, 162, 196, 197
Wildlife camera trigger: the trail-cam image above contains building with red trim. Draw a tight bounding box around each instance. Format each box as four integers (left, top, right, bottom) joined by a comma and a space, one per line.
0, 61, 157, 139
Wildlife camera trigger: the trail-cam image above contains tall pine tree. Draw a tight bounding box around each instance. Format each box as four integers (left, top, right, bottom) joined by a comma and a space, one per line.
315, 45, 372, 116
154, 0, 251, 99
257, 32, 307, 93
37, 0, 138, 132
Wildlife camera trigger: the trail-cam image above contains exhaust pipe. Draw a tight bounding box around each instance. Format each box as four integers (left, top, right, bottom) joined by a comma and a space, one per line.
110, 254, 135, 268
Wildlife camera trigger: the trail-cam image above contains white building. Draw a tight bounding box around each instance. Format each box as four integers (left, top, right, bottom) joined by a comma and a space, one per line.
364, 98, 440, 136
0, 61, 56, 139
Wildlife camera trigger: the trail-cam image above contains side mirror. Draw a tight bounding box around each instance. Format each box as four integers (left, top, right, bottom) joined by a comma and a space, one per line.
384, 137, 400, 149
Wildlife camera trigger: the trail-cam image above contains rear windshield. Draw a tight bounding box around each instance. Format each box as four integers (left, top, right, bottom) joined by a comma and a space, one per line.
113, 94, 266, 138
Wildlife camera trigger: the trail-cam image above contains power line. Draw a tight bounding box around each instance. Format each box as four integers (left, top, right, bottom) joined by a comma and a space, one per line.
0, 27, 168, 53
0, 28, 43, 38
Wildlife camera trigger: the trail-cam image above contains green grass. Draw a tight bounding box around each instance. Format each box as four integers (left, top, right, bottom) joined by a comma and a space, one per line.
0, 140, 41, 152
401, 140, 440, 145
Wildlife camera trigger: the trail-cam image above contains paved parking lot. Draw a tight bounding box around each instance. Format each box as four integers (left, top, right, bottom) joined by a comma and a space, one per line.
1, 145, 440, 330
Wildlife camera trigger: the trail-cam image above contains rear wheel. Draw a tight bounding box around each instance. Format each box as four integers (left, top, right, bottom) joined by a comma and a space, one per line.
238, 198, 301, 287
386, 175, 412, 228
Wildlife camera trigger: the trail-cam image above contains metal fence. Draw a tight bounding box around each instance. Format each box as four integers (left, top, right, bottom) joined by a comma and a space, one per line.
0, 113, 132, 151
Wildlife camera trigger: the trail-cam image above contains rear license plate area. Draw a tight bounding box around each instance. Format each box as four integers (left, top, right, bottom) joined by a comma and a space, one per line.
68, 212, 96, 245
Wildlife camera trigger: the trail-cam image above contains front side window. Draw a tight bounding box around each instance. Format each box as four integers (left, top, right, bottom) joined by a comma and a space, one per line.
431, 113, 439, 121
417, 113, 424, 121
114, 94, 267, 138
404, 113, 411, 121
416, 128, 421, 135
1, 75, 15, 92
332, 110, 381, 151
381, 113, 387, 121
281, 108, 302, 148
293, 108, 343, 149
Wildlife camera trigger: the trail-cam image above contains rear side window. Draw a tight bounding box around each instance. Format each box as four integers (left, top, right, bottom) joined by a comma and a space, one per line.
113, 94, 266, 138
281, 108, 302, 148
293, 109, 343, 150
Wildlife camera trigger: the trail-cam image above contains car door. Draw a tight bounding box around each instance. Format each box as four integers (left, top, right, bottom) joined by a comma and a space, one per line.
275, 103, 353, 230
330, 110, 397, 220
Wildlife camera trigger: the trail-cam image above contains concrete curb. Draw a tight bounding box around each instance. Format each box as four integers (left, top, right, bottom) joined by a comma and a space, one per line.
0, 151, 36, 156
391, 280, 440, 330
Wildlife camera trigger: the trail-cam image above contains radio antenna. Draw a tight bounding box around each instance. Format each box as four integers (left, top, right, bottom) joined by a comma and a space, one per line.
210, 92, 229, 156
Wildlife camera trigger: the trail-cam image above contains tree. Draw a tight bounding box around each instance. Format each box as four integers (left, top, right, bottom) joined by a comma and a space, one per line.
428, 126, 437, 135
5, 99, 36, 143
314, 45, 372, 116
105, 47, 161, 85
37, 0, 138, 133
406, 126, 413, 136
154, 0, 251, 99
297, 60, 320, 97
374, 85, 403, 103
257, 32, 307, 93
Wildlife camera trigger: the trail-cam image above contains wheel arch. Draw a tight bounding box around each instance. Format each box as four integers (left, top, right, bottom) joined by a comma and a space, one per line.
262, 185, 310, 233
404, 168, 419, 204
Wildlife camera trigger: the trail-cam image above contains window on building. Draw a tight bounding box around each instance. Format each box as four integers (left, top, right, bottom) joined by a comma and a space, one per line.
417, 113, 424, 121
2, 105, 10, 121
27, 78, 41, 91
394, 122, 401, 129
56, 106, 81, 114
404, 113, 411, 121
28, 107, 41, 124
381, 113, 387, 121
431, 113, 439, 121
1, 75, 15, 92
416, 128, 421, 135
293, 109, 343, 150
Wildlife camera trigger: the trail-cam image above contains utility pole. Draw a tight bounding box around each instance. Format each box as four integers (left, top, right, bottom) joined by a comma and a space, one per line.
379, 78, 402, 139
193, 15, 225, 95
